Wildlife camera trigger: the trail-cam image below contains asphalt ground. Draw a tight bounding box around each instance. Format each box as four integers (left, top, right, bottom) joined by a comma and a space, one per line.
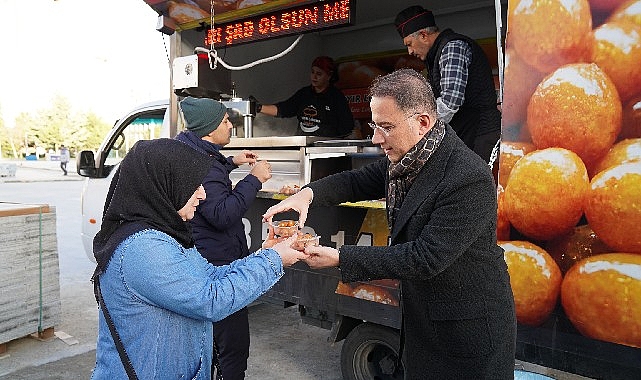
1, 302, 343, 380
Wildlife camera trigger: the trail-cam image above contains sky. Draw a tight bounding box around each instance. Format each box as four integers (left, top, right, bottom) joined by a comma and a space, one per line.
0, 0, 170, 127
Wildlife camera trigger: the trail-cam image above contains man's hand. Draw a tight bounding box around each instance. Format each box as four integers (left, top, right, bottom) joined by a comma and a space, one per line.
262, 187, 313, 227
303, 245, 340, 269
233, 150, 258, 166
250, 160, 272, 183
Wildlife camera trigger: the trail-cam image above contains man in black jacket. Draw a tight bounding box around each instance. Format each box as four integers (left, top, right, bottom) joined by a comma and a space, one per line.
263, 69, 516, 379
394, 5, 500, 163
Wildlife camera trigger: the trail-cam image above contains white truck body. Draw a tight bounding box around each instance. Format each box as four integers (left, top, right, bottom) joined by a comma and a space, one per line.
79, 99, 170, 260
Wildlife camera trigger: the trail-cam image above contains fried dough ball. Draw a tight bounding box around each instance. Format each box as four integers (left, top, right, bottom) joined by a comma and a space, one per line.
497, 185, 511, 241
590, 138, 641, 176
608, 0, 641, 27
505, 148, 589, 241
592, 21, 641, 102
545, 224, 610, 273
508, 0, 592, 74
527, 63, 622, 167
501, 49, 545, 128
498, 141, 536, 188
585, 162, 641, 253
621, 96, 641, 140
500, 241, 562, 326
291, 232, 319, 251
561, 253, 641, 348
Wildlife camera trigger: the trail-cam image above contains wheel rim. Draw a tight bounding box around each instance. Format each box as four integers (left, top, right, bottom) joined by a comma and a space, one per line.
351, 338, 403, 380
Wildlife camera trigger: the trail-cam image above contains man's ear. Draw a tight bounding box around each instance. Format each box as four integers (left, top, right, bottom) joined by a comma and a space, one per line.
417, 114, 433, 135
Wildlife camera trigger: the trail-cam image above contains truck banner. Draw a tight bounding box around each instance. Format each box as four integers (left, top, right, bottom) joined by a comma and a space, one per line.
146, 0, 324, 29
500, 0, 641, 351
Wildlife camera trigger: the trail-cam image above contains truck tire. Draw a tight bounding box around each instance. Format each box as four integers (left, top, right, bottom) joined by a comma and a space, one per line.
340, 323, 404, 380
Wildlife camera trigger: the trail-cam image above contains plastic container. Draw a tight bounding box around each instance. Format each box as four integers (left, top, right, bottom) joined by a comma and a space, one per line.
271, 219, 299, 237
292, 233, 320, 251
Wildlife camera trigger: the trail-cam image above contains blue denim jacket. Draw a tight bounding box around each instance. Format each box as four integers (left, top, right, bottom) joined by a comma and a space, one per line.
91, 229, 283, 380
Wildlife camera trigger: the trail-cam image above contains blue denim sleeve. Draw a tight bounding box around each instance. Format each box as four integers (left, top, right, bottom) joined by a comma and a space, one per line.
119, 230, 284, 322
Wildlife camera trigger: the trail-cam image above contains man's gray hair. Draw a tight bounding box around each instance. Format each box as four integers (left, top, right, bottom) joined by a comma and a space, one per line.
410, 26, 439, 38
368, 68, 437, 116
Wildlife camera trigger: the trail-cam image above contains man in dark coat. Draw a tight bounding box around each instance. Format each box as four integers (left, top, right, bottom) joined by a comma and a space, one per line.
263, 69, 516, 379
395, 5, 501, 163
176, 96, 273, 380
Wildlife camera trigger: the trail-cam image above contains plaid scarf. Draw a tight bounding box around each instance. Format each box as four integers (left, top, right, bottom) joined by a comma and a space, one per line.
387, 119, 446, 229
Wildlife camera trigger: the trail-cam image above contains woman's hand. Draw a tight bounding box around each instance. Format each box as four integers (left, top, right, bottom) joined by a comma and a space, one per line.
262, 187, 313, 227
271, 236, 307, 267
262, 224, 282, 249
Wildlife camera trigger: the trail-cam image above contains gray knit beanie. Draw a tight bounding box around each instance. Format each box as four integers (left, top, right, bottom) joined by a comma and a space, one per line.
179, 97, 227, 137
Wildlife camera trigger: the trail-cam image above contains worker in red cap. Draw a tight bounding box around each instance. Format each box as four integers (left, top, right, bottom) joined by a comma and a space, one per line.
395, 5, 500, 163
253, 56, 355, 138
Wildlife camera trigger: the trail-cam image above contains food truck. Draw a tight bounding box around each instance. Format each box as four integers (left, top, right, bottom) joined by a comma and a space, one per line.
77, 0, 641, 379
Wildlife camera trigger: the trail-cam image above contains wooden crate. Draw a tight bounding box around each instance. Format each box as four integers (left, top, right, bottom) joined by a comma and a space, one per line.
0, 204, 61, 345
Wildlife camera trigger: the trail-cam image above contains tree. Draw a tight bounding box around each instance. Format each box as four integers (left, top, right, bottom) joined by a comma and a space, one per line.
75, 112, 112, 151
13, 112, 34, 157
0, 95, 113, 158
30, 95, 72, 151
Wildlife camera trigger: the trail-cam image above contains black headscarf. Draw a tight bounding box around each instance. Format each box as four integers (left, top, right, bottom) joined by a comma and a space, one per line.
92, 138, 213, 278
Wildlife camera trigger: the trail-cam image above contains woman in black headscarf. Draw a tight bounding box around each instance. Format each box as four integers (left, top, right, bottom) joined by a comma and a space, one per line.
90, 138, 303, 380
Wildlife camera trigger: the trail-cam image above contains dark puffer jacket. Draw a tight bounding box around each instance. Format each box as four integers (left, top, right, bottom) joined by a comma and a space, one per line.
175, 131, 262, 265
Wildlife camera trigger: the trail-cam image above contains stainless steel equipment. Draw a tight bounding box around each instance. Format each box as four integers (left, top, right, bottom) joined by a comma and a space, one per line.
221, 137, 383, 192
220, 83, 259, 138
222, 98, 255, 138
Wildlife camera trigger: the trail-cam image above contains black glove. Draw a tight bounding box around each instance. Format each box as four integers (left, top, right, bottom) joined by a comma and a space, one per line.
248, 95, 262, 114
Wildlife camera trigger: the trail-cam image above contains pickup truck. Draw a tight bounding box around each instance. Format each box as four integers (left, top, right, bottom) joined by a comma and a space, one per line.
78, 99, 170, 259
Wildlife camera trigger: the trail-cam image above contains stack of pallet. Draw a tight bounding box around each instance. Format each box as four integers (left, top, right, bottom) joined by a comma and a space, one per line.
0, 163, 17, 177
0, 203, 61, 348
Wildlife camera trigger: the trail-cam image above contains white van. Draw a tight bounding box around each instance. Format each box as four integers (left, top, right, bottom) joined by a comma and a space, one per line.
77, 99, 170, 262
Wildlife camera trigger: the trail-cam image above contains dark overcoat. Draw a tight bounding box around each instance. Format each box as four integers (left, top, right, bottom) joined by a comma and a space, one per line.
307, 125, 516, 379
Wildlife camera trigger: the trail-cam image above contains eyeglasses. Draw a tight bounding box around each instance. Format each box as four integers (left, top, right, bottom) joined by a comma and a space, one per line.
368, 113, 421, 137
